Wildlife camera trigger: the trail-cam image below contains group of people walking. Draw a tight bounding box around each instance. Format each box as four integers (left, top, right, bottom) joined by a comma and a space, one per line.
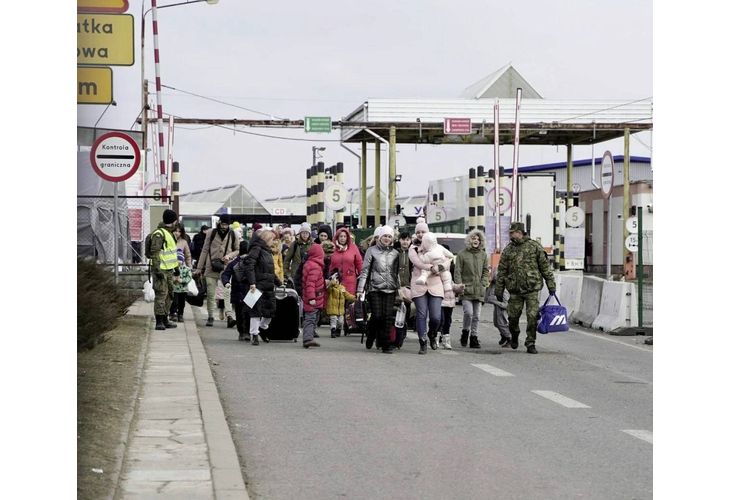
149, 210, 557, 354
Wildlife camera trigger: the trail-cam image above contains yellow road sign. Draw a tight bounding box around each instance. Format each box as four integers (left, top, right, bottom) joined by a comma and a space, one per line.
78, 67, 113, 104
78, 0, 129, 14
77, 14, 134, 66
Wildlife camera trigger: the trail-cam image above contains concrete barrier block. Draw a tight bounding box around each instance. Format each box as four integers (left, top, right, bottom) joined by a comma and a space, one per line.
572, 276, 604, 327
591, 281, 638, 332
538, 272, 583, 320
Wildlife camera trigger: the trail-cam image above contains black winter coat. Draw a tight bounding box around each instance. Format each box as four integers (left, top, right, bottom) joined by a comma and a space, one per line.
242, 238, 281, 318
221, 256, 246, 304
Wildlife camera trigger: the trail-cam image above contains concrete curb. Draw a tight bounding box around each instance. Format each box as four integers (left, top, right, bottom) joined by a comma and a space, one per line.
186, 314, 250, 500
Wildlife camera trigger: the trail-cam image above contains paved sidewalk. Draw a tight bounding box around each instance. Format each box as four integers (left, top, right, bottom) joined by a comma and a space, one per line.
116, 301, 249, 499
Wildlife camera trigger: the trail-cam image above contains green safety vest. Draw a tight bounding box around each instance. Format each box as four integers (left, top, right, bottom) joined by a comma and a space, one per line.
156, 228, 179, 270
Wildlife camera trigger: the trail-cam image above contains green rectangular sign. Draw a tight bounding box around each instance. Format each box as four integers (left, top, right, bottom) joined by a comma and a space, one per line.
305, 116, 332, 133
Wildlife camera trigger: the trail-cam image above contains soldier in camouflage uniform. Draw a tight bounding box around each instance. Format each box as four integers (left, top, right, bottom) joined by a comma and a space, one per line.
494, 222, 556, 354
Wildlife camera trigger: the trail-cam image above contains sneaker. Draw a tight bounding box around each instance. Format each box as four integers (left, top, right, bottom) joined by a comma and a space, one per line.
206, 317, 214, 327
303, 340, 320, 348
251, 335, 260, 346
168, 314, 177, 323
259, 331, 270, 343
218, 310, 225, 321
499, 336, 511, 347
526, 345, 538, 354
227, 316, 237, 329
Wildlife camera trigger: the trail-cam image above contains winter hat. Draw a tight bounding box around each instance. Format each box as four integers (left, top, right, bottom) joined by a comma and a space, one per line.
379, 225, 394, 238
321, 240, 335, 255
421, 232, 437, 251
373, 226, 383, 239
317, 224, 333, 240
415, 220, 429, 234
299, 222, 312, 235
252, 223, 263, 232
163, 209, 177, 224
177, 248, 185, 263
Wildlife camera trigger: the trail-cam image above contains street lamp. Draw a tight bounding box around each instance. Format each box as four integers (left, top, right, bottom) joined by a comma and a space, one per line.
140, 0, 220, 191
312, 146, 325, 166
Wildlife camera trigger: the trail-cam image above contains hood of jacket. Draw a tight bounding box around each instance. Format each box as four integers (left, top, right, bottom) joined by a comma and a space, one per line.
249, 236, 272, 254
334, 227, 352, 251
421, 232, 438, 252
465, 229, 486, 251
306, 243, 325, 269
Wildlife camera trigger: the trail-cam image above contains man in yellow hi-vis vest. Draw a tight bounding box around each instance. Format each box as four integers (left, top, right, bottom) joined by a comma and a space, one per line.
151, 209, 181, 330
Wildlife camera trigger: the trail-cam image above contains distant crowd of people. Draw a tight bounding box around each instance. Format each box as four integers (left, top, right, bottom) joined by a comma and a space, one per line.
148, 211, 556, 354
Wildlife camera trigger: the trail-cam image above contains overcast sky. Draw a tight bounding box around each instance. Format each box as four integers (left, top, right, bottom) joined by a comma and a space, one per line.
77, 0, 653, 200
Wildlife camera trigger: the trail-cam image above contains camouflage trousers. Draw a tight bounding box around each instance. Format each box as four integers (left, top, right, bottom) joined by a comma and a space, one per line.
507, 291, 540, 347
153, 269, 176, 316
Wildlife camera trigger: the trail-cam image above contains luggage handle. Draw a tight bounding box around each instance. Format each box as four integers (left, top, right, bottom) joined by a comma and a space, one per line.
541, 293, 561, 308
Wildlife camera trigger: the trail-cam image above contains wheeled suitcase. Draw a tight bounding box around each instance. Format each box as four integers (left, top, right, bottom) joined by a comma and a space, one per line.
264, 287, 301, 341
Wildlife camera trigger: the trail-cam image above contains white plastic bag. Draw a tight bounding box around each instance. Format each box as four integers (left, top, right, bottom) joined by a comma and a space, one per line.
143, 279, 155, 303
187, 279, 199, 296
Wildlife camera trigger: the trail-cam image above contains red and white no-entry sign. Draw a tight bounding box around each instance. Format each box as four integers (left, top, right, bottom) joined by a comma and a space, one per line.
90, 131, 141, 182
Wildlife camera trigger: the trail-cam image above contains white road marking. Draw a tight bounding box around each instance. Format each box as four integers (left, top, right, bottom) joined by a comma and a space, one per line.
571, 329, 653, 352
471, 363, 514, 377
439, 349, 460, 355
532, 390, 591, 408
621, 429, 653, 444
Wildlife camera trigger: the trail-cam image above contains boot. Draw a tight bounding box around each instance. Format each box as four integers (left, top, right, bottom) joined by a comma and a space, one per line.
441, 334, 452, 350
238, 332, 245, 341
469, 335, 481, 348
510, 332, 519, 350
155, 315, 166, 331
168, 313, 177, 323
162, 315, 177, 329
227, 315, 237, 329
335, 328, 342, 338
526, 345, 538, 354
418, 338, 428, 355
460, 329, 469, 347
331, 328, 337, 338
176, 313, 184, 323
428, 331, 438, 350
206, 317, 214, 327
251, 334, 260, 346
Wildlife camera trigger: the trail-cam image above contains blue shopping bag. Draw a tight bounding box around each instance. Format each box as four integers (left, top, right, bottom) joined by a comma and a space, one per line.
537, 294, 570, 334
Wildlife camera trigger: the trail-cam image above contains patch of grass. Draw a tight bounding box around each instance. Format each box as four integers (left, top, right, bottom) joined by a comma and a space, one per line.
77, 315, 149, 500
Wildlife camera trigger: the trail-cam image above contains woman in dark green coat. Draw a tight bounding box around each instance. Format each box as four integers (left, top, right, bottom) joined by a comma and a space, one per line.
454, 229, 490, 348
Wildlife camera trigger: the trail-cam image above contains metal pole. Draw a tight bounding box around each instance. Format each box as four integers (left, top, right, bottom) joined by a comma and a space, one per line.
606, 196, 612, 279
623, 128, 631, 271
494, 99, 501, 252
374, 141, 381, 226
389, 126, 397, 220
113, 182, 119, 284
638, 206, 643, 327
150, 1, 168, 203
511, 88, 522, 221
360, 141, 367, 228
567, 144, 574, 207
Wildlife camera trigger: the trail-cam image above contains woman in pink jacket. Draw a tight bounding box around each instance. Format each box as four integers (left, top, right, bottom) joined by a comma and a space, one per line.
301, 244, 327, 348
328, 227, 362, 296
408, 219, 445, 355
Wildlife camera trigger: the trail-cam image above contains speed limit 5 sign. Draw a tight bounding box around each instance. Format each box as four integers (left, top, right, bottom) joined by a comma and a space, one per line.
324, 183, 347, 211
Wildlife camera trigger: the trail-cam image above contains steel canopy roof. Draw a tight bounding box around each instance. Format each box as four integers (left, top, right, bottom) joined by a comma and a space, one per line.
340, 97, 652, 146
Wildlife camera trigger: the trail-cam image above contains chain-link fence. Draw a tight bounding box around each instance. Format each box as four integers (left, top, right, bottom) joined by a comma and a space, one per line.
636, 229, 653, 328
77, 196, 155, 266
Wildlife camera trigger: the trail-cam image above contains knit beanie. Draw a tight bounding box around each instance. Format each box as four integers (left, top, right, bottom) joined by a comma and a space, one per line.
415, 219, 429, 234
163, 209, 177, 224
379, 225, 394, 238
299, 222, 312, 235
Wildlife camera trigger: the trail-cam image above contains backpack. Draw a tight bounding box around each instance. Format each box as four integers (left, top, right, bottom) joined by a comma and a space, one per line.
144, 228, 171, 259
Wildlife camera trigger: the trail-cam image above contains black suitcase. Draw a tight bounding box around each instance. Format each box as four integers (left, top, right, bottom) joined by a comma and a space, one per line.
264, 287, 301, 341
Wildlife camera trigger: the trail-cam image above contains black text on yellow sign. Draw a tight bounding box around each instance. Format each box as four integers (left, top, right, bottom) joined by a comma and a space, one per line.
78, 67, 113, 104
77, 14, 134, 66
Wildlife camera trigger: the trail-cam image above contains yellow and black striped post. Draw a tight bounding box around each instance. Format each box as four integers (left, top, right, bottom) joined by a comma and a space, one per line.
171, 161, 180, 215
316, 161, 325, 225
306, 165, 313, 224
468, 167, 477, 230
476, 165, 486, 231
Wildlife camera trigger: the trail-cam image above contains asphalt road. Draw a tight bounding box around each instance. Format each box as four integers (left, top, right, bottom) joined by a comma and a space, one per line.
199, 306, 652, 500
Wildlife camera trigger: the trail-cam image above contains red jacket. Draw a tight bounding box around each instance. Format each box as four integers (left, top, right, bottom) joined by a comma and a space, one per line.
328, 228, 363, 296
302, 244, 327, 312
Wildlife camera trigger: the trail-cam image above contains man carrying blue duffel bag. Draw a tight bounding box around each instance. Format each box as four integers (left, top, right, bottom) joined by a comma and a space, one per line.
494, 222, 557, 354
